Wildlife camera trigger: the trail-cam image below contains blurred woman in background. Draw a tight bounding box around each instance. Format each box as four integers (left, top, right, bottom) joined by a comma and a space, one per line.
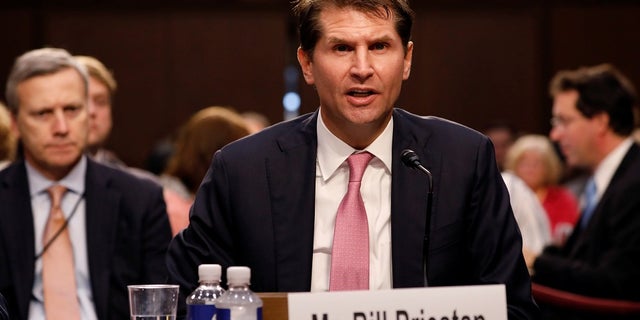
506, 134, 579, 245
160, 106, 250, 235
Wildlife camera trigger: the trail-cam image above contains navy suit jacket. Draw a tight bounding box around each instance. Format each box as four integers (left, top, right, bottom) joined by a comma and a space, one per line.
533, 142, 640, 300
0, 158, 172, 320
0, 292, 8, 320
167, 109, 539, 319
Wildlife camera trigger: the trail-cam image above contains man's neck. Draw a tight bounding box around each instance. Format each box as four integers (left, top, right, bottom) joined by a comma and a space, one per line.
592, 132, 627, 170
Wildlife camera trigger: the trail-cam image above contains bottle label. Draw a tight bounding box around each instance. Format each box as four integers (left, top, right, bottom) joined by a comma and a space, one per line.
187, 304, 217, 320
216, 307, 262, 320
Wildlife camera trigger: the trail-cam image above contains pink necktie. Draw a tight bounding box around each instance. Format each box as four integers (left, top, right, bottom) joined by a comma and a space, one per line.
330, 152, 373, 291
42, 185, 81, 320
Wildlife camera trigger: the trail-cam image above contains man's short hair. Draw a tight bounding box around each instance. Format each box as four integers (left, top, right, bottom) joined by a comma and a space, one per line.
5, 47, 89, 114
292, 0, 414, 57
549, 63, 638, 136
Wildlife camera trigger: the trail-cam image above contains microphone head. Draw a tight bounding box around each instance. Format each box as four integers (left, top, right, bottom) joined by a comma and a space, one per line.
401, 149, 421, 168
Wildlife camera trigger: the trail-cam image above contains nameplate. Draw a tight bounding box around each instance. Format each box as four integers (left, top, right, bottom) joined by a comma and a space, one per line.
288, 285, 506, 320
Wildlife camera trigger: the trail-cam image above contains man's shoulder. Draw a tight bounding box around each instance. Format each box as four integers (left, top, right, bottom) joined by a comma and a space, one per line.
0, 160, 25, 188
246, 112, 315, 139
625, 142, 640, 167
608, 143, 640, 185
87, 159, 162, 192
394, 108, 487, 141
221, 112, 317, 155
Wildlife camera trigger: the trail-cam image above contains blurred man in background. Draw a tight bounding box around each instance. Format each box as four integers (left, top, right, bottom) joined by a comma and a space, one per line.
532, 63, 640, 318
0, 47, 171, 320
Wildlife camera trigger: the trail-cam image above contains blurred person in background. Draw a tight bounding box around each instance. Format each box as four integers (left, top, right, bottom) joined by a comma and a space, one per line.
241, 110, 271, 134
75, 55, 159, 183
161, 106, 250, 235
145, 136, 175, 175
505, 134, 579, 245
0, 101, 16, 170
74, 55, 121, 166
485, 124, 552, 266
484, 121, 518, 171
501, 171, 552, 271
532, 63, 640, 319
0, 47, 171, 320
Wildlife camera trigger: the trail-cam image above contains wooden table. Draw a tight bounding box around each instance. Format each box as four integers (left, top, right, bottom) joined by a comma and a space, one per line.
258, 292, 288, 320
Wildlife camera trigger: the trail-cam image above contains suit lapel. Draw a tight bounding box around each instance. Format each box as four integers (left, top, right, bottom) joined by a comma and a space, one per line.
267, 112, 318, 291
391, 110, 441, 287
0, 162, 36, 319
84, 160, 120, 319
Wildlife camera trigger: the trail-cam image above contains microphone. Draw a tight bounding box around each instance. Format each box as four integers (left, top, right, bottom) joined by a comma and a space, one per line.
401, 149, 433, 193
400, 149, 433, 286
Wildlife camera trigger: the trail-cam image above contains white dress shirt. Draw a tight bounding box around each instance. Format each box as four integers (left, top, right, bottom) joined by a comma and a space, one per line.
311, 108, 393, 291
587, 138, 634, 207
27, 156, 98, 320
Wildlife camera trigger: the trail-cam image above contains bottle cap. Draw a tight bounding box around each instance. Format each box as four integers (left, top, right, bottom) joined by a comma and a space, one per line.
226, 266, 251, 286
198, 264, 222, 282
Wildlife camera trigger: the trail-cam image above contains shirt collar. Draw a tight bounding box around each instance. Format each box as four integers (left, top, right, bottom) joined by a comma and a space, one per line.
592, 138, 633, 198
316, 107, 393, 182
26, 155, 87, 197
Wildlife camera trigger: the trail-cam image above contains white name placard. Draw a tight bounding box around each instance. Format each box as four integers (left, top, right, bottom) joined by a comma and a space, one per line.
288, 285, 506, 320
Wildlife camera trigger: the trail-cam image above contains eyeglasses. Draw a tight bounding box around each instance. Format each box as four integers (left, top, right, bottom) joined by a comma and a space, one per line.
550, 115, 578, 128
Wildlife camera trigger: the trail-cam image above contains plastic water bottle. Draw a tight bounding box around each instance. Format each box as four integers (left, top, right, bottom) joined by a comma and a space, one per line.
215, 266, 263, 320
186, 264, 226, 320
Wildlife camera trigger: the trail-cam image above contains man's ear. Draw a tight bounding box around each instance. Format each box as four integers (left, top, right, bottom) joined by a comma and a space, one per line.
592, 112, 610, 135
297, 47, 315, 85
403, 41, 414, 80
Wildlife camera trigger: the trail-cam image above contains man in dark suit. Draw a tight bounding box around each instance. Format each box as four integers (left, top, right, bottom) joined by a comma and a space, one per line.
532, 64, 640, 318
167, 0, 538, 319
0, 48, 172, 320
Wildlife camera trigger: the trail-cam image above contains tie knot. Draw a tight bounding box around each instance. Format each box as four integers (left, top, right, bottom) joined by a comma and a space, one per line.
47, 184, 67, 209
347, 152, 373, 182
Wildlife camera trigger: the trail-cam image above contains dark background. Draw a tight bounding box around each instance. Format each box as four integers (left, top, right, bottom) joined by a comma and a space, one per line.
1, 0, 639, 168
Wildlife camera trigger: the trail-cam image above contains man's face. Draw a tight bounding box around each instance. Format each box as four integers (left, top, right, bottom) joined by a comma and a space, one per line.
514, 150, 547, 190
297, 6, 412, 147
549, 90, 598, 169
87, 76, 113, 149
13, 68, 88, 180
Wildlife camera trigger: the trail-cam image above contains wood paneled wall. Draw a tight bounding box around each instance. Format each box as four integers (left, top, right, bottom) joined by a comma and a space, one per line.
1, 2, 639, 168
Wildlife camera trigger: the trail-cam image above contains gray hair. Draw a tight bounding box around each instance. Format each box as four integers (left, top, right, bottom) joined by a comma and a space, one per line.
5, 47, 89, 113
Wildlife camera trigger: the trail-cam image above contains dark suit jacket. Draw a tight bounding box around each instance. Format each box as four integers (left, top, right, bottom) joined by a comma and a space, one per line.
533, 142, 640, 300
167, 109, 539, 319
0, 157, 172, 320
0, 292, 8, 320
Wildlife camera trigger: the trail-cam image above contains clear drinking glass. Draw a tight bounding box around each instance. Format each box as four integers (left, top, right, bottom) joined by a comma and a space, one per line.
128, 284, 179, 320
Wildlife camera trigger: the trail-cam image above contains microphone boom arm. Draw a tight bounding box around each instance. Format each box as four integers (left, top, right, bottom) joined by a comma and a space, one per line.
400, 149, 433, 286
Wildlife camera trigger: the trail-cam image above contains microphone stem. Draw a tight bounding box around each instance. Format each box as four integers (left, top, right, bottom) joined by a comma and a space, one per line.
417, 164, 433, 193
417, 164, 433, 286
424, 189, 433, 286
